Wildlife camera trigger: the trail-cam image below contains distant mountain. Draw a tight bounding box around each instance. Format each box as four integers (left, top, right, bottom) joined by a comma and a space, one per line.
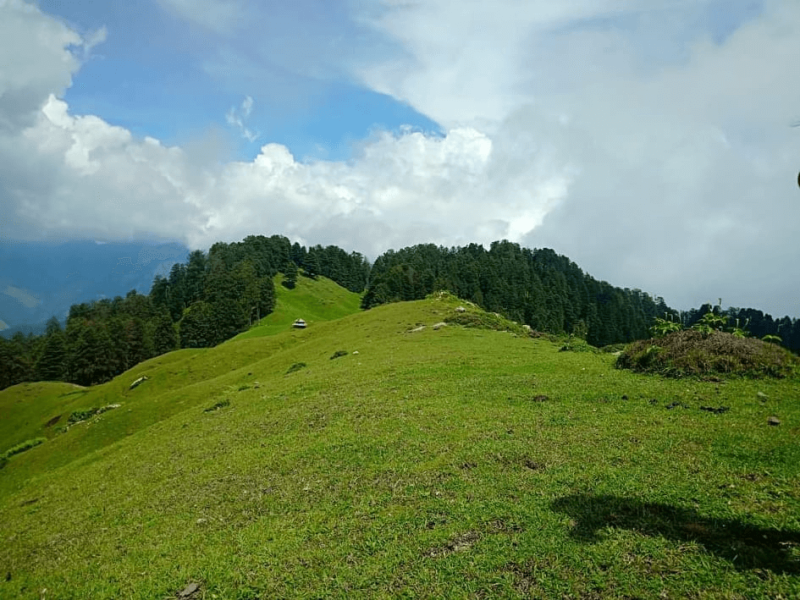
0, 240, 188, 337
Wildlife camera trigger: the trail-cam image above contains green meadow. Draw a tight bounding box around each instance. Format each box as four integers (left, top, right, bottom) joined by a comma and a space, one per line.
1, 284, 798, 599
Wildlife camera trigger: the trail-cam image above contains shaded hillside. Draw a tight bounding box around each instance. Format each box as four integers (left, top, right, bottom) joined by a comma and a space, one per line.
0, 240, 188, 337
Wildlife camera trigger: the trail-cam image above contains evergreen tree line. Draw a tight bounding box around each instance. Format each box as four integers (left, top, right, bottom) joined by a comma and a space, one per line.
0, 293, 177, 389
362, 241, 800, 351
363, 240, 680, 347
679, 303, 800, 352
0, 235, 369, 390
2, 235, 798, 391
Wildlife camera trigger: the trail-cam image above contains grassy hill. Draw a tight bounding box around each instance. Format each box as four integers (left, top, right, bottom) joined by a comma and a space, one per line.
233, 273, 363, 340
0, 288, 798, 599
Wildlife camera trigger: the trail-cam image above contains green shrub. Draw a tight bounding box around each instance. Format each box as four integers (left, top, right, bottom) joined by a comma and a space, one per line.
600, 343, 627, 353
286, 362, 307, 374
68, 408, 100, 424
559, 337, 599, 353
444, 311, 524, 335
617, 330, 800, 379
1, 437, 46, 462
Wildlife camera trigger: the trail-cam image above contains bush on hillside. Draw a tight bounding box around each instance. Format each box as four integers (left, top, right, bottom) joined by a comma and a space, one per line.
617, 330, 800, 379
69, 408, 101, 424
559, 337, 599, 353
444, 311, 524, 335
1, 437, 46, 467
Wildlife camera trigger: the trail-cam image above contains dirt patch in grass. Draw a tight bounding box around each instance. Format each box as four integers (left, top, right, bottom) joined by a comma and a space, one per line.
617, 330, 800, 379
426, 531, 481, 558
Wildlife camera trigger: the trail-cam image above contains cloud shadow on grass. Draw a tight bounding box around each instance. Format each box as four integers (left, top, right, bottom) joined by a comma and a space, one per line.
551, 494, 800, 574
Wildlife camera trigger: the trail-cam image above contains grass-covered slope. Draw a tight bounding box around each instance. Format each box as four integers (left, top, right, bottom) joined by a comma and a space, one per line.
0, 294, 799, 599
233, 272, 362, 340
0, 273, 361, 458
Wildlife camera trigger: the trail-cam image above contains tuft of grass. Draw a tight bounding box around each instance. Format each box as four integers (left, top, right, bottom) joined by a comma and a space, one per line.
285, 362, 307, 375
559, 337, 599, 353
617, 329, 800, 378
444, 310, 524, 335
67, 404, 121, 425
329, 350, 348, 360
203, 400, 230, 413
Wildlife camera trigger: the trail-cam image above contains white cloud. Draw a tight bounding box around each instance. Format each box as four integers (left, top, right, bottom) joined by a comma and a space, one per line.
2, 0, 800, 319
0, 0, 82, 132
346, 0, 800, 316
225, 95, 258, 142
155, 0, 246, 34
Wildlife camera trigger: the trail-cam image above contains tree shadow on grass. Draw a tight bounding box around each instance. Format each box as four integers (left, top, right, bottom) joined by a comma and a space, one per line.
551, 494, 800, 574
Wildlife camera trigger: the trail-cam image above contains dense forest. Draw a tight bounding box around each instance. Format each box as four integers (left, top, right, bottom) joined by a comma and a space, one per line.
1, 235, 798, 391
362, 241, 675, 346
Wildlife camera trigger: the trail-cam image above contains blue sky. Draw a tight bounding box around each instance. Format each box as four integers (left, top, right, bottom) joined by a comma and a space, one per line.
1, 0, 799, 318
37, 0, 441, 161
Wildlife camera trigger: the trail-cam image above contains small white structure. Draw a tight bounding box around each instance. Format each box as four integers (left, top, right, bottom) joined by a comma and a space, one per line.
292, 319, 307, 329
129, 376, 149, 390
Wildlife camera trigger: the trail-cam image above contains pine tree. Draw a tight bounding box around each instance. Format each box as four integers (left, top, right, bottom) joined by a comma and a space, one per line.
212, 298, 248, 344
150, 306, 178, 355
179, 302, 216, 348
304, 251, 321, 279
68, 324, 115, 386
283, 261, 298, 289
36, 330, 67, 381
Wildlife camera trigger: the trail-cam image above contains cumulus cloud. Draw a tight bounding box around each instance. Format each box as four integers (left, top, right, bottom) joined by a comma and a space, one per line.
2, 0, 800, 318
196, 127, 571, 253
347, 0, 800, 316
0, 0, 82, 132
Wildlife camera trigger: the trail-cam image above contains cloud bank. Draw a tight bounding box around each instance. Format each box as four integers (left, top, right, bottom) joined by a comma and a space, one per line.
1, 0, 799, 317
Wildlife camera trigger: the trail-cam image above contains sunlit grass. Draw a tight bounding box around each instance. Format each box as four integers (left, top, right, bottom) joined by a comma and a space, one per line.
1, 291, 798, 599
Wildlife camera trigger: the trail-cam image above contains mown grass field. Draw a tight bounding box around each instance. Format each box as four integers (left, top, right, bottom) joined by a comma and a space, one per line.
0, 288, 798, 599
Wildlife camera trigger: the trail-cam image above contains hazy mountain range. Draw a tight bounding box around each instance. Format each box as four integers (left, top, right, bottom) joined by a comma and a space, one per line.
0, 240, 188, 337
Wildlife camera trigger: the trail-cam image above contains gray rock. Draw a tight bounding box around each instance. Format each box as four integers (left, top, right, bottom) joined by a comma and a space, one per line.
768, 416, 781, 426
179, 582, 200, 597
129, 376, 149, 390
